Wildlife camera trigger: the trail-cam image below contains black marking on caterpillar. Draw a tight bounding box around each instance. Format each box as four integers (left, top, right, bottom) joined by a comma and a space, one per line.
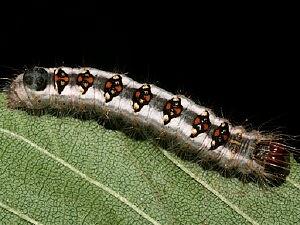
4, 66, 299, 186
132, 84, 153, 112
190, 110, 211, 138
53, 68, 69, 94
211, 122, 230, 150
104, 74, 123, 103
76, 70, 94, 95
163, 96, 183, 125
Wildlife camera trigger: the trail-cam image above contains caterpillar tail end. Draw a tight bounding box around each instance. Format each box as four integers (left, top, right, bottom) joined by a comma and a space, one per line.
255, 141, 290, 186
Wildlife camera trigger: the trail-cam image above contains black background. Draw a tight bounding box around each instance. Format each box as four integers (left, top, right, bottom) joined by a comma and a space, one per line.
0, 2, 298, 141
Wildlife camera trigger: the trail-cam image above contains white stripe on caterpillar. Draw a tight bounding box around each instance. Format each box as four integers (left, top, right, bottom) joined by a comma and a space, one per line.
7, 66, 292, 185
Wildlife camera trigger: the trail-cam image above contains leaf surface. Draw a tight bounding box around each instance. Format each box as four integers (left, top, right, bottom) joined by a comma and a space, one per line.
0, 93, 299, 225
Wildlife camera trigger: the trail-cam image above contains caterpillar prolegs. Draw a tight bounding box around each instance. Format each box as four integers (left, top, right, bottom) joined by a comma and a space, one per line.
5, 67, 298, 186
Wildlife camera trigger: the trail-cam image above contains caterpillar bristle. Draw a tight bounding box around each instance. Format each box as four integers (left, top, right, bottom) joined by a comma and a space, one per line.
0, 78, 13, 92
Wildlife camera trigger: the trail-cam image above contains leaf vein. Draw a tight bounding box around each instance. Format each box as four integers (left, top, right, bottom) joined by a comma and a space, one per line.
0, 128, 161, 225
0, 201, 44, 225
161, 149, 260, 225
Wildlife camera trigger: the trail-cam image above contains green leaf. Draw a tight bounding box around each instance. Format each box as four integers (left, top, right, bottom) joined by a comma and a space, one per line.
0, 92, 299, 225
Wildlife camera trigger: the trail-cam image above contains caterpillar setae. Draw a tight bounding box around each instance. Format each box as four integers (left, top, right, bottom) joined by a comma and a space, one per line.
2, 66, 298, 186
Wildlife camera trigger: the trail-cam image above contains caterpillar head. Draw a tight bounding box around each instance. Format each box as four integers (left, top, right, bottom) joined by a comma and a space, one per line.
8, 67, 51, 109
23, 67, 49, 91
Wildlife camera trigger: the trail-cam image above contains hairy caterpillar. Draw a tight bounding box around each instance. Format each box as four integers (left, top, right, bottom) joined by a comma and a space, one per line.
2, 66, 298, 186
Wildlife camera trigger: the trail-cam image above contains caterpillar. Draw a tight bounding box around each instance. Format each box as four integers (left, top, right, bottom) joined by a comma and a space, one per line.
2, 66, 298, 186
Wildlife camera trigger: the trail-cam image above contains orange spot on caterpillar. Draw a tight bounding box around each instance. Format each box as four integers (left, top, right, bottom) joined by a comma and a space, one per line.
115, 85, 123, 92
194, 117, 201, 125
203, 123, 209, 131
144, 95, 151, 102
135, 91, 141, 98
173, 107, 182, 115
77, 75, 83, 82
105, 81, 112, 89
87, 76, 94, 83
165, 102, 171, 110
214, 129, 220, 136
